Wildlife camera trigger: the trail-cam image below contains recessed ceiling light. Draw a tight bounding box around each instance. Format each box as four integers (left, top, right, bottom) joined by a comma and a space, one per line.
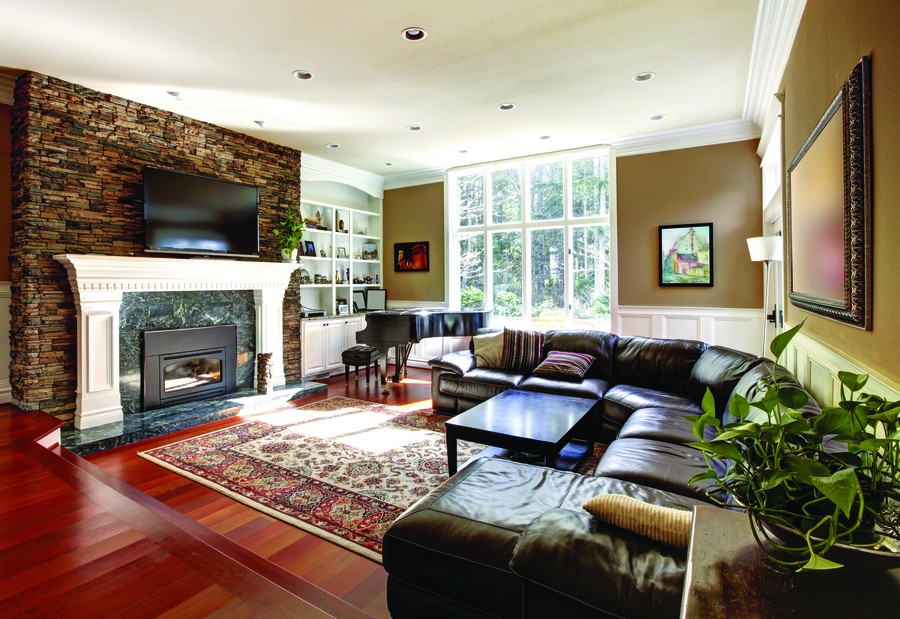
166, 90, 182, 101
649, 114, 667, 121
325, 143, 340, 149
407, 125, 421, 131
458, 149, 468, 154
498, 102, 516, 111
291, 69, 313, 80
539, 135, 551, 140
382, 162, 393, 167
401, 27, 427, 41
632, 72, 656, 82
253, 120, 267, 128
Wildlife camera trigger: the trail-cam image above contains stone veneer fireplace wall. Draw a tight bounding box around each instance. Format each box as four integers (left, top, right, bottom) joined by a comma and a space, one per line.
9, 72, 303, 421
120, 290, 256, 415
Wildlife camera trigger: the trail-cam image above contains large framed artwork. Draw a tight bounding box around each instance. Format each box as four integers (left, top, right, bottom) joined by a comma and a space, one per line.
786, 56, 872, 330
659, 223, 713, 286
394, 241, 429, 272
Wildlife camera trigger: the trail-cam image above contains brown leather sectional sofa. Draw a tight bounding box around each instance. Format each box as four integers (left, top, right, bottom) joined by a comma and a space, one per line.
383, 329, 820, 618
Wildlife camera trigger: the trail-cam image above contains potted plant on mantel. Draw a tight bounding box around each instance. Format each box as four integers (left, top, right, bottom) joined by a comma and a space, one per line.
689, 322, 900, 571
273, 209, 304, 263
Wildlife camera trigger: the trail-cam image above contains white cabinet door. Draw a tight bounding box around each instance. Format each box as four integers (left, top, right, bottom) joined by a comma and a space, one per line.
301, 320, 327, 376
343, 316, 365, 350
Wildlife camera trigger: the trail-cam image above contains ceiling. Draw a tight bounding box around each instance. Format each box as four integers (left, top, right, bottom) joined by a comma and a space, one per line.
1, 0, 769, 178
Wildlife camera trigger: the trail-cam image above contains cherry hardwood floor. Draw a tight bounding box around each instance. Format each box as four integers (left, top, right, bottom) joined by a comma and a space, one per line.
84, 365, 436, 618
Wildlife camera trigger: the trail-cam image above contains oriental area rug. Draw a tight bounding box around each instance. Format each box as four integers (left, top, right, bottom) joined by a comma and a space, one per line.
139, 396, 605, 562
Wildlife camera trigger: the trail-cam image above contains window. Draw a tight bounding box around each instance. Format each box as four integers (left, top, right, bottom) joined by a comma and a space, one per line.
449, 149, 613, 330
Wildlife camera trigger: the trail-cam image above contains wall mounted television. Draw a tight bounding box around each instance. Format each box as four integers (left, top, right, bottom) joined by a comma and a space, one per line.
143, 166, 260, 258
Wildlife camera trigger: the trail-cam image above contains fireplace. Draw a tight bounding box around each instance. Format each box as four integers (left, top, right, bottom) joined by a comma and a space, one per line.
143, 325, 238, 410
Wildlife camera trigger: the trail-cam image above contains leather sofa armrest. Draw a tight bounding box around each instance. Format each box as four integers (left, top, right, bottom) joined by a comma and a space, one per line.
428, 351, 476, 376
510, 508, 687, 619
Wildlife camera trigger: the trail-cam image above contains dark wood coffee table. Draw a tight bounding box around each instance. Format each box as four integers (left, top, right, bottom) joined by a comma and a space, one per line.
445, 389, 596, 476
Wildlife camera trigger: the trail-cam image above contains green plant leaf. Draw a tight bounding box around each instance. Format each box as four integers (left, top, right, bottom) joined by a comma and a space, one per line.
714, 424, 760, 442
814, 407, 853, 435
687, 441, 743, 461
756, 469, 794, 490
778, 386, 809, 410
770, 321, 804, 360
785, 455, 830, 479
837, 371, 868, 392
858, 437, 897, 452
691, 411, 718, 441
701, 388, 716, 416
809, 469, 861, 518
801, 552, 843, 571
729, 395, 750, 419
688, 469, 719, 485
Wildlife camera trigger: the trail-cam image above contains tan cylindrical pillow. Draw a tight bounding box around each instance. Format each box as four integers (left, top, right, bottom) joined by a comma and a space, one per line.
583, 494, 692, 549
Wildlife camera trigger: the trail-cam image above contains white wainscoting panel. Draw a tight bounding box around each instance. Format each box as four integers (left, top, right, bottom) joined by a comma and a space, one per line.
0, 283, 10, 403
783, 326, 900, 408
616, 306, 764, 355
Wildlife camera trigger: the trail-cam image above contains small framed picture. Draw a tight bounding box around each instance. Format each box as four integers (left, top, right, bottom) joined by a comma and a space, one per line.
304, 240, 316, 257
659, 223, 713, 286
394, 241, 429, 272
362, 242, 378, 260
337, 247, 348, 259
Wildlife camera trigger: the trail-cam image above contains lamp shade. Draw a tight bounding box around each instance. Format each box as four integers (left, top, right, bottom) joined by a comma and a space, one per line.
746, 236, 783, 262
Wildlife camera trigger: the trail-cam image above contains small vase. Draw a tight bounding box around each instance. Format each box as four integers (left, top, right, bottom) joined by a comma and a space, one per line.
281, 248, 298, 263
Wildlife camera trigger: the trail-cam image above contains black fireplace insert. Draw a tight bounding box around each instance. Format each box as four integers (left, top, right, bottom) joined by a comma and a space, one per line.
143, 325, 238, 410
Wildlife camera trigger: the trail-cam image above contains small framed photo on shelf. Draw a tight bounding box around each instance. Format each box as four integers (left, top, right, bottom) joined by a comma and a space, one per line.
337, 247, 348, 259
362, 242, 378, 260
304, 240, 316, 257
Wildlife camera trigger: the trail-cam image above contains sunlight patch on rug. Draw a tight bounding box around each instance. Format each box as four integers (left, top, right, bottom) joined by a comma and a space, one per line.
138, 396, 485, 562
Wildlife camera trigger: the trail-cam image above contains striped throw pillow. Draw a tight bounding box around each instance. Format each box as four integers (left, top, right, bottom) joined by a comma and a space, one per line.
532, 350, 595, 380
500, 328, 545, 372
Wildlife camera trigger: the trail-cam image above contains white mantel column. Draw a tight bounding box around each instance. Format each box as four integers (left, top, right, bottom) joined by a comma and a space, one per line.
73, 288, 124, 429
255, 288, 289, 388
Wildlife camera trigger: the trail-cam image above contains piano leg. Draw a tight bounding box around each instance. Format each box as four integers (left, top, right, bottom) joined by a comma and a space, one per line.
379, 354, 390, 395
392, 345, 404, 383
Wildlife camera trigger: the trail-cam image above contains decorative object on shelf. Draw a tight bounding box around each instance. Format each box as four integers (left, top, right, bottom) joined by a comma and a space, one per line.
394, 241, 429, 272
273, 208, 304, 263
338, 218, 346, 232
320, 249, 326, 257
362, 242, 378, 260
255, 352, 273, 394
787, 56, 871, 330
299, 269, 310, 285
337, 247, 348, 259
659, 223, 713, 286
336, 298, 348, 315
304, 240, 316, 257
747, 236, 783, 356
314, 274, 324, 284
345, 267, 350, 282
315, 210, 323, 227
690, 322, 900, 571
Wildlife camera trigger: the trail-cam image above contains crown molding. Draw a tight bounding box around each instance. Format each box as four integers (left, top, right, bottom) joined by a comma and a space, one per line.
383, 167, 445, 190
744, 0, 806, 156
301, 153, 385, 199
611, 119, 760, 158
0, 74, 15, 105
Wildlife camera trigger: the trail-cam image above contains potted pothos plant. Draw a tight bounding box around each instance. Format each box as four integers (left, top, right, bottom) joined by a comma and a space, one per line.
273, 209, 304, 262
689, 322, 900, 571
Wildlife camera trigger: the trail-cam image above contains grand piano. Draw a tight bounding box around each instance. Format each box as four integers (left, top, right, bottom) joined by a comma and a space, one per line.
355, 309, 491, 394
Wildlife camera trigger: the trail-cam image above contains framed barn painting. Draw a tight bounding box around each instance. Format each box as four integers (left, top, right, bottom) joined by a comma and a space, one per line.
659, 223, 713, 286
394, 241, 429, 272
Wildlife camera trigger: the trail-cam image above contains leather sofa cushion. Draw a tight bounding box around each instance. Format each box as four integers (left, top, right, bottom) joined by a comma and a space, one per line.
511, 508, 689, 619
428, 350, 476, 376
384, 458, 707, 619
438, 369, 525, 402
593, 438, 725, 502
688, 346, 765, 416
613, 335, 707, 395
727, 361, 821, 424
617, 407, 716, 443
517, 376, 610, 401
603, 384, 702, 428
543, 330, 618, 379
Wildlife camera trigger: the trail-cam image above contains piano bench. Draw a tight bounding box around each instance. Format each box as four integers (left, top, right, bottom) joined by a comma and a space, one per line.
342, 346, 381, 385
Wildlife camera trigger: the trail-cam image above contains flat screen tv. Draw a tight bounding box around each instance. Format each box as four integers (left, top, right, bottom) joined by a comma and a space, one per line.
143, 166, 260, 258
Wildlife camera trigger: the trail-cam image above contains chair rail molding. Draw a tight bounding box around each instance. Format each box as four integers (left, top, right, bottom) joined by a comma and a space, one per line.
615, 305, 764, 356
782, 324, 900, 407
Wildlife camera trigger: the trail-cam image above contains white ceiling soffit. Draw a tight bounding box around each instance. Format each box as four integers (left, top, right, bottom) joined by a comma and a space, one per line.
0, 0, 762, 177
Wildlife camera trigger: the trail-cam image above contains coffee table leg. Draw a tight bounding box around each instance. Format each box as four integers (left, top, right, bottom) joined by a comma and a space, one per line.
546, 452, 557, 469
446, 429, 458, 476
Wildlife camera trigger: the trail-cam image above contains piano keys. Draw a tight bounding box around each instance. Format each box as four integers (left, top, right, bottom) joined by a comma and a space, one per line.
355, 309, 491, 394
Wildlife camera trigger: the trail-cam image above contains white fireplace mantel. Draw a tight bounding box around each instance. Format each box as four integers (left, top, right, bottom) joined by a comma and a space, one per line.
54, 254, 300, 429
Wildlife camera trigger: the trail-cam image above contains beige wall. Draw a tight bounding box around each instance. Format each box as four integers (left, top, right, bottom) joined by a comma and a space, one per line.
782, 0, 900, 381
617, 140, 763, 308
383, 182, 446, 303
0, 104, 10, 281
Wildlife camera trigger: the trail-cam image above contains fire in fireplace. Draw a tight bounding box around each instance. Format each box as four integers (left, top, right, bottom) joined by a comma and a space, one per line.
143, 325, 238, 410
